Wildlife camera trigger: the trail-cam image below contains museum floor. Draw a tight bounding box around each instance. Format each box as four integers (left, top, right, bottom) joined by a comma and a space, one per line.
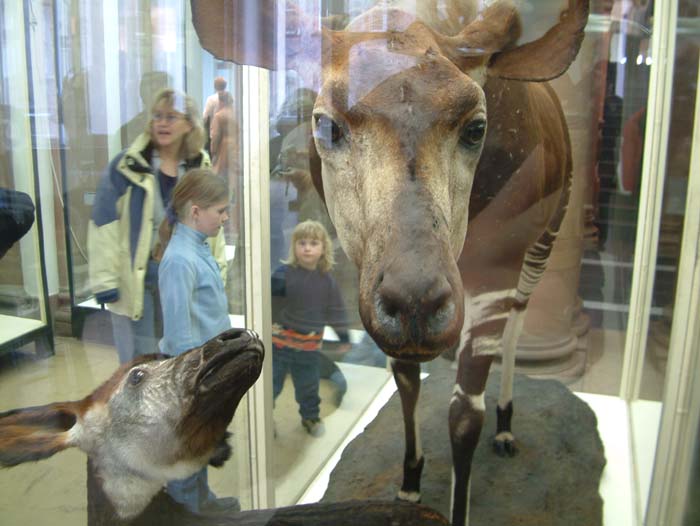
0, 327, 664, 525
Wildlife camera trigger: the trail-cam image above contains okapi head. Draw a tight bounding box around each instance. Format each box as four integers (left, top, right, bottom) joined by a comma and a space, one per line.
0, 329, 264, 520
192, 0, 588, 361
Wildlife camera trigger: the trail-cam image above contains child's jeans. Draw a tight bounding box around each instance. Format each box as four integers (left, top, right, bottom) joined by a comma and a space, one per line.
272, 346, 321, 420
166, 467, 212, 513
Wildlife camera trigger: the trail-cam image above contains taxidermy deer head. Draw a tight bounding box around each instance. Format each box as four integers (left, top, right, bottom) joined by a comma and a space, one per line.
0, 329, 264, 520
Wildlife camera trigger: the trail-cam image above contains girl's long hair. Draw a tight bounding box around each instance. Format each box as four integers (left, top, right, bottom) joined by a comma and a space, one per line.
145, 88, 204, 160
152, 168, 229, 260
281, 220, 335, 273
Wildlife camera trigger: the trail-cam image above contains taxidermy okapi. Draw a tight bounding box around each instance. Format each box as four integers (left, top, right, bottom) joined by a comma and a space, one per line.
191, 1, 589, 525
0, 328, 448, 525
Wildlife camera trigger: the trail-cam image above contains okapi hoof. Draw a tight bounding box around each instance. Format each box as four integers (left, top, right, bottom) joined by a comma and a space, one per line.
396, 491, 422, 504
397, 455, 424, 503
492, 432, 517, 457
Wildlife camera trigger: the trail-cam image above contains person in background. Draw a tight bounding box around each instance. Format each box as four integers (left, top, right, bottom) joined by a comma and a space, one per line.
271, 220, 350, 437
156, 168, 237, 514
209, 90, 239, 180
0, 188, 34, 259
88, 88, 223, 364
209, 89, 243, 312
202, 76, 227, 153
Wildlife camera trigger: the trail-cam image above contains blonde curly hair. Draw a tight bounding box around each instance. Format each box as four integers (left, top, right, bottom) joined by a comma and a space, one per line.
282, 220, 335, 273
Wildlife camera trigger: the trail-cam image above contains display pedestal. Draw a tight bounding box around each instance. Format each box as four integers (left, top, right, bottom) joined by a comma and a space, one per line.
0, 313, 53, 356
323, 361, 605, 526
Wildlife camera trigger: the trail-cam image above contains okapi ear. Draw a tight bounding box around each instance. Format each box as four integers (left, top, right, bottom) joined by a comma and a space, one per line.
441, 1, 522, 62
190, 0, 280, 70
487, 0, 590, 81
0, 403, 79, 467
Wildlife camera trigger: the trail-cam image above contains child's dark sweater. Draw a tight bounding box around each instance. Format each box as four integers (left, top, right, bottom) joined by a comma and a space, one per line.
271, 264, 349, 342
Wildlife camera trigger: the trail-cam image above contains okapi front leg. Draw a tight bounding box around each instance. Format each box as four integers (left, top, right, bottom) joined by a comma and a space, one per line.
391, 358, 424, 503
450, 351, 493, 526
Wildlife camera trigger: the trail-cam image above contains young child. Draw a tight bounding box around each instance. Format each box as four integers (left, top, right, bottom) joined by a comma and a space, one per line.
271, 220, 350, 437
156, 168, 236, 513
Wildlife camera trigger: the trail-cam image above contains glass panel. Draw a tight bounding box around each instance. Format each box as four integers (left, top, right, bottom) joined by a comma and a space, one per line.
555, 2, 656, 397
0, 1, 253, 523
684, 418, 700, 525
268, 62, 392, 508
256, 0, 692, 519
642, 3, 700, 523
641, 9, 699, 400
0, 0, 698, 524
0, 1, 48, 344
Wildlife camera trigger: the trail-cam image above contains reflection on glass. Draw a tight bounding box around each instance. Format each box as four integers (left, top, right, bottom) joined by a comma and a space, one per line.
0, 0, 697, 523
639, 5, 699, 523
642, 11, 699, 401
1, 1, 252, 523
684, 418, 700, 525
269, 63, 390, 505
259, 0, 695, 519
271, 221, 351, 436
0, 2, 48, 351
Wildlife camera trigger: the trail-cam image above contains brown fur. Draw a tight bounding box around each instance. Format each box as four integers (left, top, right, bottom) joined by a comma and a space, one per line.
190, 3, 589, 525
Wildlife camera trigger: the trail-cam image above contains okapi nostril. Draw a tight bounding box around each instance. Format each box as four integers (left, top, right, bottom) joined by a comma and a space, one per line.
373, 294, 404, 343
426, 281, 450, 307
426, 301, 456, 337
219, 328, 245, 341
383, 302, 398, 318
376, 274, 404, 318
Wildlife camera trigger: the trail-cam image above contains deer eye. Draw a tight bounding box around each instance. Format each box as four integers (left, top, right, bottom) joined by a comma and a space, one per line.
459, 119, 486, 149
128, 369, 146, 386
313, 113, 346, 149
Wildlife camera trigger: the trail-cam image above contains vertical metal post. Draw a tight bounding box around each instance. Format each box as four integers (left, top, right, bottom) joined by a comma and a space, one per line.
241, 64, 274, 510
644, 52, 700, 526
619, 1, 678, 401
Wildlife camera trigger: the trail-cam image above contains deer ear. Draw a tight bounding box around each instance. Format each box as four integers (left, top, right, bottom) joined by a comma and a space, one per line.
190, 0, 280, 70
487, 0, 589, 81
191, 0, 324, 89
0, 403, 79, 467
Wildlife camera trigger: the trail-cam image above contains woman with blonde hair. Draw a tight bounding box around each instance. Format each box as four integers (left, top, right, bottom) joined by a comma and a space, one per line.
88, 88, 225, 365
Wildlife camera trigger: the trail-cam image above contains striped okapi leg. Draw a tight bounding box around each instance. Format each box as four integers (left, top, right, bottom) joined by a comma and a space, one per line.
494, 304, 526, 456
449, 342, 494, 526
494, 172, 571, 455
391, 358, 424, 503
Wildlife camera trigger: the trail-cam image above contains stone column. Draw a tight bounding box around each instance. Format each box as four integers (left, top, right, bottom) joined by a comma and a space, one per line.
512, 27, 605, 379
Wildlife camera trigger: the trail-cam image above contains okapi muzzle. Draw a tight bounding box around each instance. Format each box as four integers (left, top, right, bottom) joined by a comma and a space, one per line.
359, 190, 464, 362
176, 329, 265, 457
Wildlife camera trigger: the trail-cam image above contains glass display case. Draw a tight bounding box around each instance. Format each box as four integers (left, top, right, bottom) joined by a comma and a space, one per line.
0, 2, 54, 357
0, 1, 699, 525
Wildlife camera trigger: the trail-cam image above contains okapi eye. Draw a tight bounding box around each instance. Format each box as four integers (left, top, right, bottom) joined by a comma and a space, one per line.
313, 113, 346, 148
459, 119, 486, 148
128, 369, 146, 386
